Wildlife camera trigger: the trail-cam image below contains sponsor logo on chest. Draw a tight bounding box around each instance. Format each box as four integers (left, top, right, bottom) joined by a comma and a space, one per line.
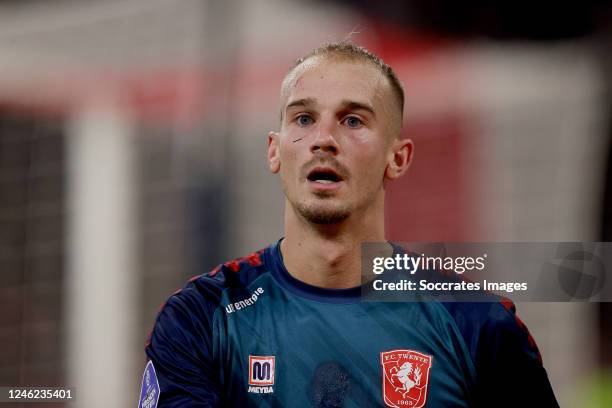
248, 355, 275, 394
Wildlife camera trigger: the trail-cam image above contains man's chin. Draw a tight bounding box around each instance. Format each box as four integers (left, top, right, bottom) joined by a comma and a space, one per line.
296, 203, 350, 225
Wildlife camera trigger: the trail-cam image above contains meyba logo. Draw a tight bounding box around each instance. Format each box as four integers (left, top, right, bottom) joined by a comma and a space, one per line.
248, 355, 275, 394
225, 287, 264, 314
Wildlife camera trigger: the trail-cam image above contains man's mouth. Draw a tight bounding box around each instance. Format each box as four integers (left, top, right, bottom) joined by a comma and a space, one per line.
307, 167, 343, 184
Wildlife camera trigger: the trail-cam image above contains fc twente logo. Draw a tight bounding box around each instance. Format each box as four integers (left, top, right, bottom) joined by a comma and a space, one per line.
380, 349, 432, 408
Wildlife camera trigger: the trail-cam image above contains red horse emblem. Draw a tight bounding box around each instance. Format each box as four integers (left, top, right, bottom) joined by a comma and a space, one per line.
380, 349, 432, 408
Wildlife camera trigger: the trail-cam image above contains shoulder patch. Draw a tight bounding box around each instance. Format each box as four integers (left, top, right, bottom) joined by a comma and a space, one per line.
138, 360, 160, 408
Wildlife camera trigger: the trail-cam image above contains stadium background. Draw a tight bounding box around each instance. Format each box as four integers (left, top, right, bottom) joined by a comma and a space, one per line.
0, 0, 610, 407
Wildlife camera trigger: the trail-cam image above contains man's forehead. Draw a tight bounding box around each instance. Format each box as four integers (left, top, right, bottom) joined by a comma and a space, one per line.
280, 58, 388, 112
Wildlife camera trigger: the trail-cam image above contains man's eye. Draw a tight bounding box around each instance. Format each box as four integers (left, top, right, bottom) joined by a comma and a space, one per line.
296, 115, 313, 126
343, 116, 363, 128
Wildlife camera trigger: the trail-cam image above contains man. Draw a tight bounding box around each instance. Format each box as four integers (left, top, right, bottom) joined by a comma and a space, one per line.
139, 42, 559, 407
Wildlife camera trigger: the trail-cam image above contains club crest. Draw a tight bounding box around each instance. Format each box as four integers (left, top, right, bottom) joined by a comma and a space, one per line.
380, 349, 432, 408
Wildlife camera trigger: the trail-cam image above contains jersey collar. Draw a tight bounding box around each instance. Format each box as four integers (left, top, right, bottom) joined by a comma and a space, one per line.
265, 238, 384, 304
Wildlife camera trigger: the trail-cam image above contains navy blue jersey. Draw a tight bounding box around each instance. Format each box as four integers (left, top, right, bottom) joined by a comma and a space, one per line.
140, 239, 558, 407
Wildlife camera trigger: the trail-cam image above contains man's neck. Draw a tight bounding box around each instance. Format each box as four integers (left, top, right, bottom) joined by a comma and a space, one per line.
280, 200, 386, 289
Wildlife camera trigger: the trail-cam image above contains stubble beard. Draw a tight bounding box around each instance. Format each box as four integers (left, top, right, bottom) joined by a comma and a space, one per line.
294, 196, 351, 225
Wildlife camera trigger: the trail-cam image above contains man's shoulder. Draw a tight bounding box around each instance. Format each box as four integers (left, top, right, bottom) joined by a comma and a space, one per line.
207, 247, 269, 283
440, 298, 543, 366
145, 245, 274, 347
171, 246, 273, 306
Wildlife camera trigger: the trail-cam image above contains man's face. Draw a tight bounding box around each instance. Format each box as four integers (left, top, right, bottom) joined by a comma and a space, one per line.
268, 58, 407, 224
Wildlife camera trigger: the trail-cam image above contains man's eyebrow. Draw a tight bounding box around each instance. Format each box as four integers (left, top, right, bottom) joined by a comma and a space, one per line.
285, 98, 316, 112
283, 98, 376, 117
341, 100, 376, 116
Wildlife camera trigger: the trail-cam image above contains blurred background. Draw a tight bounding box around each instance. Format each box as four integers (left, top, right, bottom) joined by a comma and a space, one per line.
0, 0, 610, 407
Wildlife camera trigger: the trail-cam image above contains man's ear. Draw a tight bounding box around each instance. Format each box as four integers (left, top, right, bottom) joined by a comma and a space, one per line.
385, 138, 414, 180
268, 131, 281, 173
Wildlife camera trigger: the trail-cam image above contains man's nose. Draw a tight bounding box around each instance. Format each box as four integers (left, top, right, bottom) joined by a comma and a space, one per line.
310, 119, 339, 154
